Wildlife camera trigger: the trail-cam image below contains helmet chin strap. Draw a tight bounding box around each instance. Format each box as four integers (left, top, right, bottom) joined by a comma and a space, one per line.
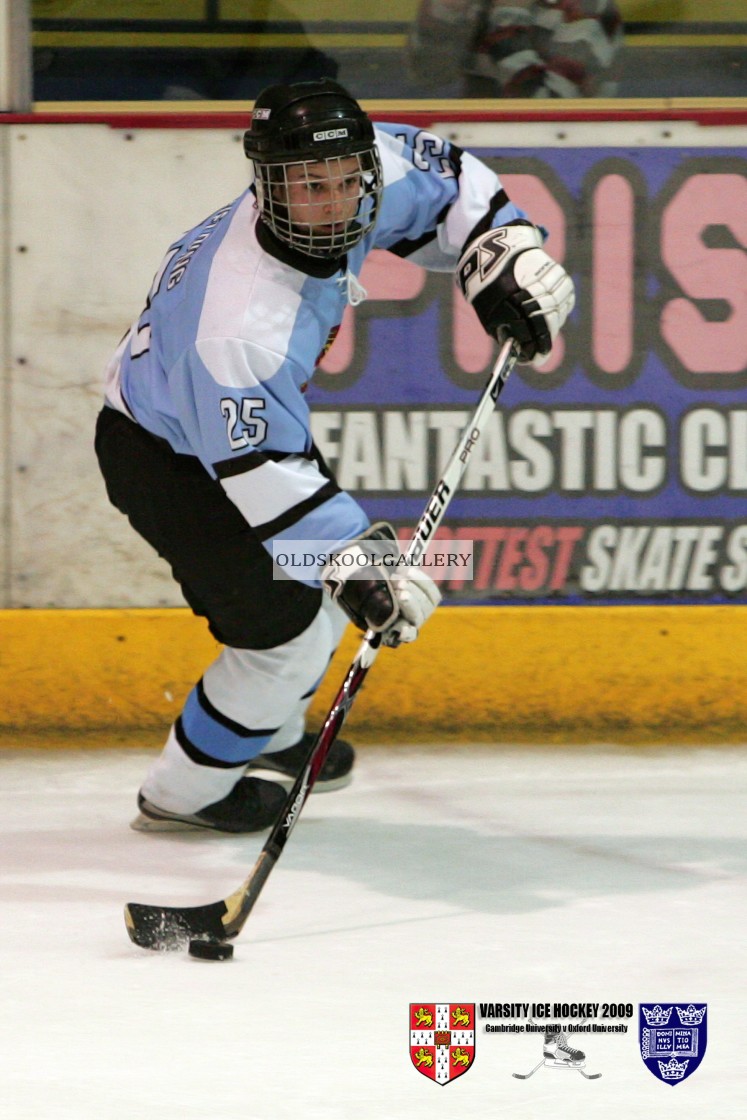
255, 215, 347, 279
342, 270, 368, 306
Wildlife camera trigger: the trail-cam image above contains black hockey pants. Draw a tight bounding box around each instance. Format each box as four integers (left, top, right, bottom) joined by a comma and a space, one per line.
94, 406, 322, 650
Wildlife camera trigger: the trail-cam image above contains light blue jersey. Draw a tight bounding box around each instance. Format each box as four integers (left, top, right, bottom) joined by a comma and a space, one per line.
104, 124, 528, 582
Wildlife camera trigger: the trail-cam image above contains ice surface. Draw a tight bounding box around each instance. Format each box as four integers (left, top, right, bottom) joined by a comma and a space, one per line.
1, 741, 745, 1119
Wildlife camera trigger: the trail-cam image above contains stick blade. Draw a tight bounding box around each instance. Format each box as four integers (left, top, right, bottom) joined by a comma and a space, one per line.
125, 899, 230, 951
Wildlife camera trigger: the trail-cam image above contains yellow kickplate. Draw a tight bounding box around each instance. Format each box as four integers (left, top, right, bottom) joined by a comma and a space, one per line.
0, 606, 745, 741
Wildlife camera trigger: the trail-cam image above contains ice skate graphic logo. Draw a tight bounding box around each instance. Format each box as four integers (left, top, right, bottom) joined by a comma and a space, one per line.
513, 1021, 601, 1081
409, 1004, 475, 1085
639, 1003, 707, 1086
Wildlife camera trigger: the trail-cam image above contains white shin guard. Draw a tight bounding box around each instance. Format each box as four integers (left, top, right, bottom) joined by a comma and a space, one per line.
262, 598, 350, 753
140, 599, 350, 812
201, 596, 349, 754
140, 725, 243, 814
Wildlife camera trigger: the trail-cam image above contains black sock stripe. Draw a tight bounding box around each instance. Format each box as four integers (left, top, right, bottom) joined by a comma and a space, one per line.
195, 678, 278, 739
174, 716, 248, 769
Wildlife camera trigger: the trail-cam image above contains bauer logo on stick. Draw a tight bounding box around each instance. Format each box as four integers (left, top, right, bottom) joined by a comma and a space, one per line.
639, 1003, 707, 1086
409, 1004, 475, 1085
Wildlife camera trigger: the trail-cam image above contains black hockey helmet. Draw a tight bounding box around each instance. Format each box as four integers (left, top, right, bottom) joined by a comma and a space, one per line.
244, 78, 376, 163
243, 79, 382, 259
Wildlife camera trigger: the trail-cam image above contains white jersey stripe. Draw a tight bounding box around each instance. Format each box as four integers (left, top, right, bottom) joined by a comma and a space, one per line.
221, 454, 333, 528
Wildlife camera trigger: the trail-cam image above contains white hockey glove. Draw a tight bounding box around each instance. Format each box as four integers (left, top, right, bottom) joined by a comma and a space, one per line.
457, 222, 575, 365
321, 523, 441, 647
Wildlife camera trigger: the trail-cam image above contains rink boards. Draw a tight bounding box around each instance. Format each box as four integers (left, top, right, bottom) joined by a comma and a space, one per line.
0, 605, 744, 740
0, 103, 745, 739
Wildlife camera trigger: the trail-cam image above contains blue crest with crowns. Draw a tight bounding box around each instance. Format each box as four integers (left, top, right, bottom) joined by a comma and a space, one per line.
639, 1003, 707, 1085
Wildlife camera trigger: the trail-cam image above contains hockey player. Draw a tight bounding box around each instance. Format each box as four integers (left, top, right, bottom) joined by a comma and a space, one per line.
95, 79, 574, 833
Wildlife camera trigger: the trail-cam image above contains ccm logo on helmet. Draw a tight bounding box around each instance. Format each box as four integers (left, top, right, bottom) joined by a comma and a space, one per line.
313, 127, 349, 141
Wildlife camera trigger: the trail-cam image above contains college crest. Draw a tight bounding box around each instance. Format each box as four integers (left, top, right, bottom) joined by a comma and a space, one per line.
409, 1003, 475, 1085
639, 1003, 707, 1085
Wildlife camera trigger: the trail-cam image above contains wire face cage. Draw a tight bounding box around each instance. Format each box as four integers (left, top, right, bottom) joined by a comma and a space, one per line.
253, 148, 382, 258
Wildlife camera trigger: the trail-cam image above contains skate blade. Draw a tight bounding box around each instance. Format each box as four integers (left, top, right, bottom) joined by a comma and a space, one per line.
544, 1059, 586, 1070
130, 812, 209, 833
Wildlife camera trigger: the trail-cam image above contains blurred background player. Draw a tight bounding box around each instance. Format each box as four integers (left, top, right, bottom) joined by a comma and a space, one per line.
408, 0, 623, 98
94, 79, 574, 833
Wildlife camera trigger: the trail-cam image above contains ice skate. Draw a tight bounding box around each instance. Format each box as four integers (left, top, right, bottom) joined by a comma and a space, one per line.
543, 1029, 587, 1069
542, 1031, 601, 1079
131, 776, 286, 834
514, 1029, 602, 1080
244, 732, 355, 792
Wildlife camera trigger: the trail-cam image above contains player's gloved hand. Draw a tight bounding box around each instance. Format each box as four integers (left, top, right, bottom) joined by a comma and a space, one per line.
321, 522, 441, 647
457, 221, 575, 365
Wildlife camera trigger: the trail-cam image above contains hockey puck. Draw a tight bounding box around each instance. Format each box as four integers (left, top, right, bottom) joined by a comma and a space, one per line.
188, 938, 234, 961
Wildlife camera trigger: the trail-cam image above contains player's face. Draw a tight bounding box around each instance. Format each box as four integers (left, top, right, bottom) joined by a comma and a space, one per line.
281, 157, 363, 232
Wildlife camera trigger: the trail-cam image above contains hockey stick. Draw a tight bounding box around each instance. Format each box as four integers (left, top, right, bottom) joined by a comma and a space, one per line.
513, 1020, 602, 1079
125, 337, 519, 951
513, 1063, 601, 1080
512, 1060, 544, 1080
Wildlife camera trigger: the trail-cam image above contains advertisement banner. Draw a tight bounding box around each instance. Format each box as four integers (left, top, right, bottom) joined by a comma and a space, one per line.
308, 145, 747, 605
